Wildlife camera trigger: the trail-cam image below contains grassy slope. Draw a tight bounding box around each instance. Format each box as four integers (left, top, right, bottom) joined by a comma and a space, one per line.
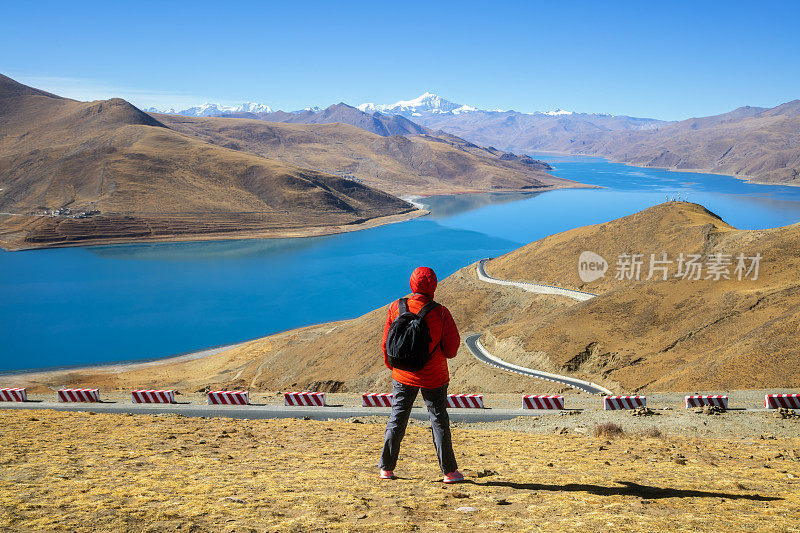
486, 202, 800, 391
156, 115, 581, 196
0, 75, 414, 248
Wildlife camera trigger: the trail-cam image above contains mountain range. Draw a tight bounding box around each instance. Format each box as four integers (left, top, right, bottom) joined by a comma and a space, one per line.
0, 75, 580, 250
146, 91, 579, 120
143, 102, 272, 117
550, 101, 800, 185
358, 91, 478, 115
152, 90, 800, 185
350, 93, 800, 185
213, 102, 431, 137
4, 72, 798, 251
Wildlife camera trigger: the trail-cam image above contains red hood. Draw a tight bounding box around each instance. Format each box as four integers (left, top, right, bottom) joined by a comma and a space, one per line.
409, 266, 437, 297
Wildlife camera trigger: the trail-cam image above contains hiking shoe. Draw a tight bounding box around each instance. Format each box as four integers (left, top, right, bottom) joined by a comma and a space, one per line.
380, 469, 394, 480
443, 470, 464, 483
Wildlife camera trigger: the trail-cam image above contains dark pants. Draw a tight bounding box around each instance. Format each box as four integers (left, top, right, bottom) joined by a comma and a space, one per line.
379, 380, 458, 475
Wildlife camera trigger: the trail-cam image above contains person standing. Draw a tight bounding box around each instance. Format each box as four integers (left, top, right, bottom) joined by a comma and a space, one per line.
379, 266, 463, 483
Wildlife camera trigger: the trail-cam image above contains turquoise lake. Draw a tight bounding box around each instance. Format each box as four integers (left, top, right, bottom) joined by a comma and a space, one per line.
2, 154, 800, 372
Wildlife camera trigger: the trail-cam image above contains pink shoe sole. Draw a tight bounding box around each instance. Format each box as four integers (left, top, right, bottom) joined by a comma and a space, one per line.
443, 471, 464, 483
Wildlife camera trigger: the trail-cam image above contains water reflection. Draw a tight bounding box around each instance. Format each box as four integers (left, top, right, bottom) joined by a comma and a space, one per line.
84, 191, 549, 262
419, 191, 546, 218
87, 234, 329, 262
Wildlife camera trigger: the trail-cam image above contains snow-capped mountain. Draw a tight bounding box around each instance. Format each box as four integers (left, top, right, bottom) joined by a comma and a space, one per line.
539, 109, 573, 116
144, 93, 592, 123
356, 92, 575, 117
358, 92, 467, 116
144, 102, 272, 117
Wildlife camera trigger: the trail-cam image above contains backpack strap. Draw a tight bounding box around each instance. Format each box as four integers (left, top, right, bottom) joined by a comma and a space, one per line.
398, 298, 409, 315
417, 300, 439, 320
418, 300, 442, 356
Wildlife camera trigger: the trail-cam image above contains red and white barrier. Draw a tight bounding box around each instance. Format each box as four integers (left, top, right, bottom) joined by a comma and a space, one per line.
523, 394, 565, 410
685, 395, 728, 409
446, 394, 484, 408
0, 388, 27, 402
58, 388, 100, 403
132, 390, 175, 404
207, 390, 249, 405
765, 394, 800, 409
362, 393, 392, 407
284, 391, 326, 406
603, 395, 646, 410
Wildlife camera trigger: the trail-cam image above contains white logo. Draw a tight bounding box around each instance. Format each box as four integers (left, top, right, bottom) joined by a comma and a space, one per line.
578, 251, 608, 283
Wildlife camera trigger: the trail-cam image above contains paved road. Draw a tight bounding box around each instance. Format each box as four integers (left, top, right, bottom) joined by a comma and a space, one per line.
476, 258, 596, 301
0, 401, 561, 422
465, 334, 612, 395
469, 258, 612, 395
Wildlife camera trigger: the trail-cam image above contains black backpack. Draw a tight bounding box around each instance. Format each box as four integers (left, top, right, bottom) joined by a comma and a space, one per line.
385, 298, 439, 371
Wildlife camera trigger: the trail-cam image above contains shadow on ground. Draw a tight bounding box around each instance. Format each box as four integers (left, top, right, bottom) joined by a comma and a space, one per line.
471, 480, 782, 501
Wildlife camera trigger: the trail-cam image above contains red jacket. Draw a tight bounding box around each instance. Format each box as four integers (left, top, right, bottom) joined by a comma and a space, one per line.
381, 267, 460, 388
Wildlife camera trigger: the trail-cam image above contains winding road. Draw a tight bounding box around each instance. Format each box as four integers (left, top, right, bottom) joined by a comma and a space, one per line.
465, 259, 613, 395
476, 258, 597, 301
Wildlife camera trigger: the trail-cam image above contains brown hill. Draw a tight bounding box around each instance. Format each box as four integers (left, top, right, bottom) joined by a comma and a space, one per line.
404, 110, 668, 158
13, 202, 797, 395
482, 201, 800, 391
152, 114, 580, 196
229, 103, 432, 137
564, 101, 800, 185
0, 74, 417, 249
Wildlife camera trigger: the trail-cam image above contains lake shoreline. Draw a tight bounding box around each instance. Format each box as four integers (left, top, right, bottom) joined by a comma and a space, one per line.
531, 149, 800, 188
0, 208, 429, 252
0, 340, 251, 379
0, 183, 593, 252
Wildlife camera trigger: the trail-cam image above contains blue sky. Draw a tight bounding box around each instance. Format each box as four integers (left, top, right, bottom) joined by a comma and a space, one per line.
2, 0, 798, 120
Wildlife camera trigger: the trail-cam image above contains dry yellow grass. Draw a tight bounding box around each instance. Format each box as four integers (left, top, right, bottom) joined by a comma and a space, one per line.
484, 201, 800, 391
1, 410, 798, 532
156, 116, 580, 197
